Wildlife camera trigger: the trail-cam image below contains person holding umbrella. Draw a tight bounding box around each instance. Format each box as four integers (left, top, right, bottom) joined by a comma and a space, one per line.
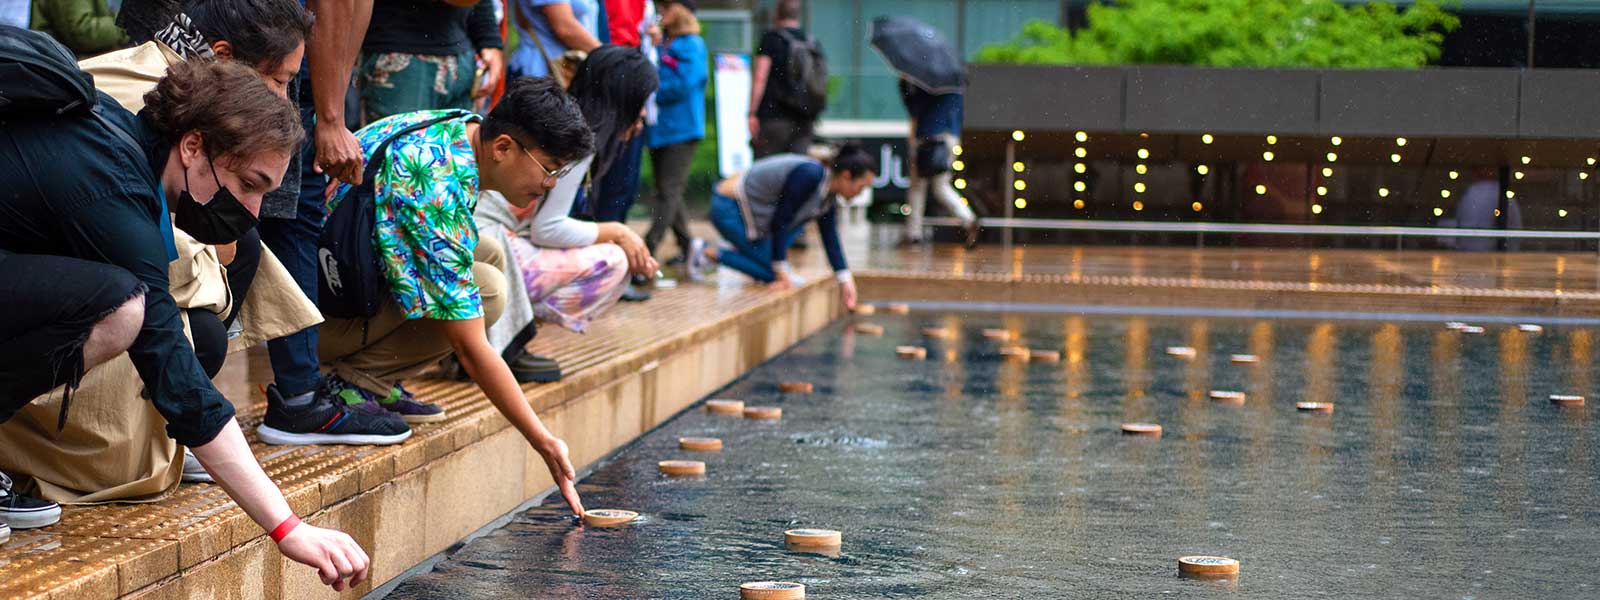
871, 16, 979, 248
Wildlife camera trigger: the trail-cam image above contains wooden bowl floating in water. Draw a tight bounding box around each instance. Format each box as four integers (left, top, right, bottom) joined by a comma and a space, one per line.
1166, 346, 1196, 358
852, 323, 884, 336
1229, 354, 1259, 364
743, 406, 783, 420
895, 346, 927, 359
998, 346, 1031, 360
678, 437, 723, 451
1296, 402, 1334, 413
658, 460, 705, 476
778, 382, 813, 394
1121, 423, 1162, 436
1459, 325, 1486, 334
981, 328, 1013, 341
921, 327, 953, 339
1209, 390, 1246, 404
1444, 321, 1467, 330
853, 304, 876, 315
581, 509, 638, 527
886, 303, 911, 314
784, 528, 842, 547
1550, 394, 1586, 406
1177, 556, 1240, 576
740, 581, 805, 600
1030, 349, 1061, 362
1518, 324, 1544, 333
705, 399, 745, 415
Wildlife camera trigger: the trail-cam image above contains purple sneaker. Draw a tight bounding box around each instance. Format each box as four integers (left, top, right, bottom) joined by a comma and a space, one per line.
378, 382, 447, 424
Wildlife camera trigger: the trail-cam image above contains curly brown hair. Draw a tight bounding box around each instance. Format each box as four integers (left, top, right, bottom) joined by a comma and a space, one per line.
141, 59, 303, 165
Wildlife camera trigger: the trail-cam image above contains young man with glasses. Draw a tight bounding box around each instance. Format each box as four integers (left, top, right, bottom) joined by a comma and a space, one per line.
265, 77, 594, 516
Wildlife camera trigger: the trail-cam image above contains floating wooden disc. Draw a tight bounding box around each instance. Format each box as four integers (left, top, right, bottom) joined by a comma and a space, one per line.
784, 528, 842, 547
581, 509, 638, 527
658, 460, 705, 476
1121, 423, 1162, 436
853, 304, 876, 315
743, 406, 783, 420
896, 346, 927, 359
1444, 321, 1467, 330
1229, 354, 1259, 364
1296, 401, 1334, 413
1166, 346, 1197, 358
999, 346, 1031, 361
1550, 394, 1586, 406
1459, 325, 1486, 334
981, 328, 1013, 341
1178, 556, 1240, 576
705, 399, 745, 415
679, 437, 723, 451
778, 382, 813, 394
921, 327, 953, 339
740, 581, 805, 600
1030, 349, 1061, 362
886, 303, 911, 314
852, 323, 885, 336
1209, 390, 1246, 404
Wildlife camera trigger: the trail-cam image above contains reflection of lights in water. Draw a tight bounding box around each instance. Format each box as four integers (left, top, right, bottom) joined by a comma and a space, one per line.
1074, 147, 1087, 158
1391, 153, 1402, 163
1322, 167, 1333, 177
1011, 130, 1025, 141
1316, 186, 1328, 196
1013, 179, 1026, 191
1138, 148, 1150, 160
1262, 151, 1275, 161
1196, 164, 1209, 175
1074, 162, 1086, 173
1505, 190, 1515, 199
1330, 136, 1342, 145
1136, 164, 1148, 175
952, 160, 964, 171
1379, 187, 1390, 198
1074, 181, 1087, 192
899, 204, 910, 216
1440, 189, 1451, 198
1013, 198, 1027, 209
1012, 161, 1025, 173
1266, 135, 1278, 145
1192, 201, 1203, 212
1395, 137, 1407, 146
1433, 207, 1444, 217
1326, 152, 1338, 162
1134, 182, 1146, 193
1559, 209, 1569, 218
1254, 184, 1267, 195
954, 178, 966, 189
1521, 155, 1532, 165
1075, 131, 1088, 142
1449, 170, 1459, 180
1073, 199, 1085, 209
1132, 200, 1145, 211
1311, 204, 1323, 214
1201, 133, 1214, 144
952, 145, 962, 156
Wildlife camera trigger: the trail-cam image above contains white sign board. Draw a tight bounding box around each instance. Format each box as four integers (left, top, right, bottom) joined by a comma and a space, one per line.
713, 53, 753, 177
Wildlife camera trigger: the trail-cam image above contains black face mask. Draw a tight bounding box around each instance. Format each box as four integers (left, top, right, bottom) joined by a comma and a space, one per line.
172, 152, 258, 244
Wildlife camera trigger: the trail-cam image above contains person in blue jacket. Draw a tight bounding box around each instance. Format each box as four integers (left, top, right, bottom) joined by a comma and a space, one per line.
643, 0, 707, 263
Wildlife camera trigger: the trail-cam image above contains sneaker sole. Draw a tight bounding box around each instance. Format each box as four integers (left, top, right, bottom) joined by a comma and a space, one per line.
400, 412, 449, 424
181, 471, 215, 483
1, 506, 62, 529
0, 524, 9, 544
255, 425, 413, 446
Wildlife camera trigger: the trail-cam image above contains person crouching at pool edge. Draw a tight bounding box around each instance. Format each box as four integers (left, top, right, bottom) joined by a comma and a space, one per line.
303, 77, 593, 516
686, 141, 878, 311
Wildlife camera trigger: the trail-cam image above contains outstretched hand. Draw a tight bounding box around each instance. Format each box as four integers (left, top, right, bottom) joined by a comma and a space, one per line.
277, 523, 370, 592
537, 436, 585, 517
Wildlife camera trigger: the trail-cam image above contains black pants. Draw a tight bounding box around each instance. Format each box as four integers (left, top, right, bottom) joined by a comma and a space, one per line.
644, 140, 699, 257
753, 116, 814, 159
189, 228, 263, 378
0, 251, 145, 424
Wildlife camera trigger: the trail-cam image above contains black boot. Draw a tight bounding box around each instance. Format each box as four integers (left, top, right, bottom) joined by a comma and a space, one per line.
500, 322, 563, 383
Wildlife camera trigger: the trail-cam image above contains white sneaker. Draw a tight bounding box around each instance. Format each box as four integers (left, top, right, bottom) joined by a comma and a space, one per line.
181, 448, 213, 483
686, 237, 711, 283
1, 522, 10, 545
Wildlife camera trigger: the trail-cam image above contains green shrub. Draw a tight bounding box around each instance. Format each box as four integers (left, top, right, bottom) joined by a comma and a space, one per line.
976, 0, 1459, 69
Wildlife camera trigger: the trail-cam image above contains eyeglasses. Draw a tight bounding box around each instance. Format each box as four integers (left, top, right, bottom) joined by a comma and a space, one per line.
518, 141, 576, 185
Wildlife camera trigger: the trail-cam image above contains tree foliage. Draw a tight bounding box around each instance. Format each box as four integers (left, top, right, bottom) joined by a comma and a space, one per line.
976, 0, 1460, 69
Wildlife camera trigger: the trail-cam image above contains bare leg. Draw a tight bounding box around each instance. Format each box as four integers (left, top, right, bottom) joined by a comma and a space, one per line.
82, 293, 143, 371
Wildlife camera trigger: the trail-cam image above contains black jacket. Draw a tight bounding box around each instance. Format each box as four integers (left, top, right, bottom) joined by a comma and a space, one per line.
0, 92, 237, 448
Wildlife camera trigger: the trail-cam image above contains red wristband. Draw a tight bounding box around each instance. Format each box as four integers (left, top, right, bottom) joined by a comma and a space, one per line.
270, 515, 302, 543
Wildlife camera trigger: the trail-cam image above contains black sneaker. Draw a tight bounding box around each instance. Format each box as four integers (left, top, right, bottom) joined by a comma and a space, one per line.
0, 471, 60, 529
256, 381, 412, 445
620, 283, 651, 302
510, 351, 562, 383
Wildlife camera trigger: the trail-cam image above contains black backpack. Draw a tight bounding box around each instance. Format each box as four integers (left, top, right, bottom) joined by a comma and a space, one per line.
317, 113, 461, 320
774, 29, 828, 118
0, 24, 97, 118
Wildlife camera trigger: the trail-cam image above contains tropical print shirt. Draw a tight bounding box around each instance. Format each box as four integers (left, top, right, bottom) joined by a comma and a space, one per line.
329, 109, 485, 320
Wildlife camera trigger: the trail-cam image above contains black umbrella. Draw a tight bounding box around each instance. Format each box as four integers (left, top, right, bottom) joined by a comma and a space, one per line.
869, 16, 963, 94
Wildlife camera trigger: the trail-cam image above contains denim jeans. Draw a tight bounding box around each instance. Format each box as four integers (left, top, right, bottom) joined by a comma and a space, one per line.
257, 80, 327, 397
708, 192, 804, 283
579, 134, 646, 223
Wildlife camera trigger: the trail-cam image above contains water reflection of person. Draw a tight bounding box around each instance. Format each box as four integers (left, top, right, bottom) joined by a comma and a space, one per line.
1440, 168, 1520, 251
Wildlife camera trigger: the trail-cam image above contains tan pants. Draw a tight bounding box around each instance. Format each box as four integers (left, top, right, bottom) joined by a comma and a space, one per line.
319, 237, 508, 395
